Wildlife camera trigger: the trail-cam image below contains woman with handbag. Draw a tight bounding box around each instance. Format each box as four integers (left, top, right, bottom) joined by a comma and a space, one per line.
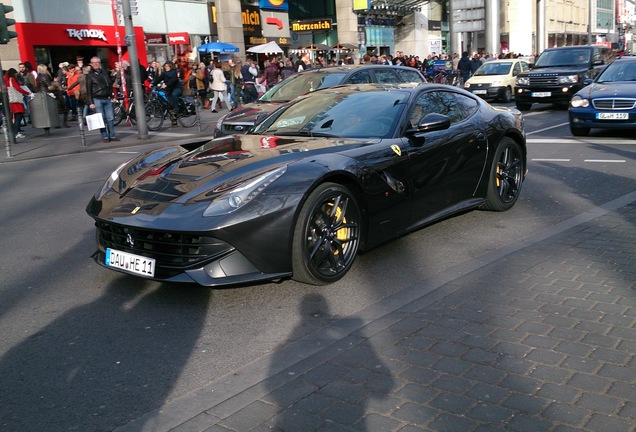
5, 68, 33, 139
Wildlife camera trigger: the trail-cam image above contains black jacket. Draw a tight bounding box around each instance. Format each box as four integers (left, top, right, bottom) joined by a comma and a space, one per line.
86, 68, 112, 104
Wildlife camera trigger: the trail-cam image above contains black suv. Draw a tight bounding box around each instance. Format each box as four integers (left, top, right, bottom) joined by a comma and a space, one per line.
214, 65, 426, 137
514, 45, 611, 110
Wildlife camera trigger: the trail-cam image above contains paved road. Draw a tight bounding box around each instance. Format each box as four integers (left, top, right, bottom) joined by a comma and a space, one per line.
1, 104, 634, 432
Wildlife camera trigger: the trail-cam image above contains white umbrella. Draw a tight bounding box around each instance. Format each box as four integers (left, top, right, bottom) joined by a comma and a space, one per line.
247, 41, 283, 54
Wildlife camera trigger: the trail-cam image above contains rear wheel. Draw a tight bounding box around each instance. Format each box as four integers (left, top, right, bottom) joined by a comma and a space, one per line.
292, 183, 361, 285
145, 102, 164, 131
481, 138, 524, 212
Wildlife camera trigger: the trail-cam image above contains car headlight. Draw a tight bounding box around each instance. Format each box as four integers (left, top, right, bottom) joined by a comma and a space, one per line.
491, 80, 502, 87
203, 166, 287, 217
570, 95, 589, 108
463, 81, 471, 89
94, 161, 129, 200
516, 77, 529, 86
558, 75, 578, 84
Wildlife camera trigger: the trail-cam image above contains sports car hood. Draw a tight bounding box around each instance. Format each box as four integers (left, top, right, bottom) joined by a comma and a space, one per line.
109, 134, 368, 205
576, 81, 636, 98
222, 102, 283, 125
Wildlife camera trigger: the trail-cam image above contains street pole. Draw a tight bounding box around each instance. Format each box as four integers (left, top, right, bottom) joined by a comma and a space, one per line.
121, 0, 148, 139
0, 58, 15, 158
588, 0, 593, 45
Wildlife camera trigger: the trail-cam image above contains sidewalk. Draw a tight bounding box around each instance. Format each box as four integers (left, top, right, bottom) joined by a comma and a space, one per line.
0, 106, 226, 163
116, 193, 636, 432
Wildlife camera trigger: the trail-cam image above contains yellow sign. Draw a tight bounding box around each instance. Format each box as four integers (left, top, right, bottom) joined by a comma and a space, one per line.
391, 145, 401, 156
291, 20, 332, 32
353, 0, 370, 11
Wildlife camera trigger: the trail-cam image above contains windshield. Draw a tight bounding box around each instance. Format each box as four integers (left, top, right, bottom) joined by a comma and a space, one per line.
474, 62, 512, 76
534, 49, 590, 67
259, 71, 349, 103
253, 90, 410, 139
596, 61, 636, 83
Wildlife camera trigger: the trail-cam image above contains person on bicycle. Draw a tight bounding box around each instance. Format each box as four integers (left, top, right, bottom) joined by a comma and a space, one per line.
152, 61, 182, 124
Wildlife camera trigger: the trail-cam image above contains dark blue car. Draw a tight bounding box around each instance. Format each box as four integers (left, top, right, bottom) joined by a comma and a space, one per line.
569, 56, 636, 136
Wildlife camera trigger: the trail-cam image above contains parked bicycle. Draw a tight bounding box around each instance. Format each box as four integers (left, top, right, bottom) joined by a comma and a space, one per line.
145, 88, 198, 131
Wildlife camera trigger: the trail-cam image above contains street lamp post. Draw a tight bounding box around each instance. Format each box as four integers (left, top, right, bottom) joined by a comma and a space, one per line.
564, 20, 573, 46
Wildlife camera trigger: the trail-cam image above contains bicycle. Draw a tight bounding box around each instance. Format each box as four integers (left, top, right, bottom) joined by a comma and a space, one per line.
145, 88, 198, 131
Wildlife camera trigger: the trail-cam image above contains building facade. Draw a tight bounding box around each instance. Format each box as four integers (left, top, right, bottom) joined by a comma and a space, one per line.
0, 0, 633, 73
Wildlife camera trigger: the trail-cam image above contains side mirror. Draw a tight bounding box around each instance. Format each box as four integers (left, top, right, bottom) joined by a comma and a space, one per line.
416, 113, 451, 132
406, 113, 451, 146
582, 78, 594, 86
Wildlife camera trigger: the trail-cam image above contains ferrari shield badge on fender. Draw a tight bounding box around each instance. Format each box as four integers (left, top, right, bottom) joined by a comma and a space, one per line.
391, 145, 402, 157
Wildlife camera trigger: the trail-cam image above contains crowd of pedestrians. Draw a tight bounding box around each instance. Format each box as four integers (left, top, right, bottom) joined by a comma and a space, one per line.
3, 47, 531, 144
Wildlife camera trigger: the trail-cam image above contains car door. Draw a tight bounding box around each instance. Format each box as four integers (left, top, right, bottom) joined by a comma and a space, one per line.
400, 89, 488, 227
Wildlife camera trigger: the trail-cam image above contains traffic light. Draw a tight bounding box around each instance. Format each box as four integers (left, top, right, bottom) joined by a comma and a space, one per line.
0, 3, 18, 44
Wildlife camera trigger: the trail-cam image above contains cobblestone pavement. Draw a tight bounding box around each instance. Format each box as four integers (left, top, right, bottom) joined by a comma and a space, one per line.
5, 107, 634, 432
115, 195, 635, 432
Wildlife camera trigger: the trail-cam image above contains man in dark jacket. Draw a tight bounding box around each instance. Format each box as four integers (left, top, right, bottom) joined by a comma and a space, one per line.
458, 51, 472, 83
86, 56, 118, 143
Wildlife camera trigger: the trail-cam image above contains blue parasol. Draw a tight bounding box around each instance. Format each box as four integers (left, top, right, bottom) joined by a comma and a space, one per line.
197, 41, 240, 53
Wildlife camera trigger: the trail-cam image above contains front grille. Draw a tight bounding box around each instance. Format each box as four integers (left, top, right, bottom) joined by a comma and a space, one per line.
221, 123, 251, 135
95, 221, 233, 270
529, 76, 559, 86
592, 98, 636, 110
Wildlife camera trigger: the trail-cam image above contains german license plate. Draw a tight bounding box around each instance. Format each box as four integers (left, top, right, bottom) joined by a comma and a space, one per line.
531, 92, 551, 97
472, 90, 487, 95
596, 112, 629, 120
105, 248, 155, 277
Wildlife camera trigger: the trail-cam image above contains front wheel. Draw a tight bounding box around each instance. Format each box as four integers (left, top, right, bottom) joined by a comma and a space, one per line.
570, 125, 590, 136
292, 183, 362, 285
112, 102, 123, 126
501, 87, 512, 103
177, 105, 197, 128
515, 102, 532, 111
145, 102, 164, 131
481, 138, 524, 212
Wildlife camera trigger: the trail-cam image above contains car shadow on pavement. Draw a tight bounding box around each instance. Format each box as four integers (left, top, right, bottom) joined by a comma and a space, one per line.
0, 277, 211, 431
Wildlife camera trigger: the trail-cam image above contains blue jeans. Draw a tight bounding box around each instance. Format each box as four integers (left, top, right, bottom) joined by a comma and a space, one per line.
168, 87, 182, 111
93, 98, 116, 140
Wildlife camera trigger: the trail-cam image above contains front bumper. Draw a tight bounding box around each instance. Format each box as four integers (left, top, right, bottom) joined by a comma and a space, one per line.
466, 85, 506, 100
515, 85, 582, 104
569, 110, 636, 130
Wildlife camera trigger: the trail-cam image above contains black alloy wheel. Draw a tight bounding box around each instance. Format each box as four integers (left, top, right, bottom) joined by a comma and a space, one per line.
482, 138, 524, 211
292, 183, 362, 285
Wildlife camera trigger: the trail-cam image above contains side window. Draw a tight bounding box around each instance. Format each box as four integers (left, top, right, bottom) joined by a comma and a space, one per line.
513, 62, 521, 76
410, 91, 479, 127
395, 68, 425, 82
373, 68, 400, 83
345, 71, 372, 84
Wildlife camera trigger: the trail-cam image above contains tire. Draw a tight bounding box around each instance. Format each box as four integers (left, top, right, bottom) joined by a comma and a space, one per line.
515, 102, 532, 111
128, 104, 137, 125
145, 102, 164, 131
501, 87, 512, 103
481, 138, 524, 212
292, 183, 362, 285
177, 105, 197, 128
112, 102, 123, 126
570, 125, 590, 136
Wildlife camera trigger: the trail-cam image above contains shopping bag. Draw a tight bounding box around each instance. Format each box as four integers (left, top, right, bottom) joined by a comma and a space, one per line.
86, 113, 105, 131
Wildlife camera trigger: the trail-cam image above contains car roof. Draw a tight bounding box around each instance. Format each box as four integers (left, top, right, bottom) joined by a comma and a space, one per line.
296, 64, 423, 75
